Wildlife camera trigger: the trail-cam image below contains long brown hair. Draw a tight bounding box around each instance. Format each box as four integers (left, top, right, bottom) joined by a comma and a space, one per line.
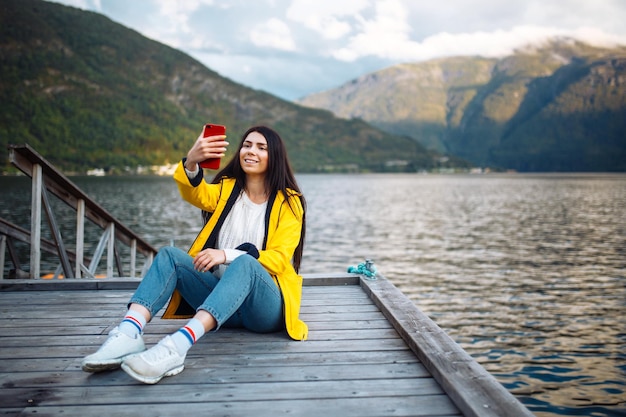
212, 126, 306, 271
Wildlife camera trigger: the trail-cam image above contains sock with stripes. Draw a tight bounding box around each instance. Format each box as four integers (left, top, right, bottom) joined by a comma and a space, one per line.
171, 318, 206, 356
118, 309, 147, 338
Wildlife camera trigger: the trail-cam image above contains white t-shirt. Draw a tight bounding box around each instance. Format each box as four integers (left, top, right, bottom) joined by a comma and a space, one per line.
216, 192, 267, 277
185, 165, 267, 277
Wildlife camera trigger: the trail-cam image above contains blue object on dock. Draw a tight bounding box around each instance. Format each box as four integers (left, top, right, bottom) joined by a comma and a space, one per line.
347, 259, 377, 279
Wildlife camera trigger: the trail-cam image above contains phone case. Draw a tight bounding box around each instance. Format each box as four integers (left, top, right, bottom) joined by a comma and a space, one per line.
198, 124, 226, 169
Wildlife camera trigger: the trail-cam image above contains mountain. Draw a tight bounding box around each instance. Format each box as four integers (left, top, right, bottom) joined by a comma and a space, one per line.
299, 40, 626, 172
0, 0, 458, 174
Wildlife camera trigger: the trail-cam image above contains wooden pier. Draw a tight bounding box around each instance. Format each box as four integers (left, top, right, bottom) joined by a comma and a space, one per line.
0, 273, 533, 417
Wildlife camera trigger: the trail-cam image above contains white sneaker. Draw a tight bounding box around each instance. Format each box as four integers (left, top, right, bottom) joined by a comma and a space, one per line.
81, 327, 145, 373
121, 336, 185, 384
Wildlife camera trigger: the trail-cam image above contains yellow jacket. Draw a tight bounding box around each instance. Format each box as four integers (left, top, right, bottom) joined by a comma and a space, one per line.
162, 161, 308, 341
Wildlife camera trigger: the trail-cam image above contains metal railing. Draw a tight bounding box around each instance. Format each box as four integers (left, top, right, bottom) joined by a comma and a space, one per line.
2, 144, 156, 279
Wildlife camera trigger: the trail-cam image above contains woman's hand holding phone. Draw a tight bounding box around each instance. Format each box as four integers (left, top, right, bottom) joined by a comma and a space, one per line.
186, 124, 228, 170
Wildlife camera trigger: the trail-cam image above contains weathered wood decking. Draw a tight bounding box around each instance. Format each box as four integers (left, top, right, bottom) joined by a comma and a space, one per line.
0, 273, 533, 417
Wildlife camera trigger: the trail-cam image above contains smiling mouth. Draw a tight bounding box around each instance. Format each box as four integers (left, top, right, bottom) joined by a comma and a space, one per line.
244, 159, 258, 164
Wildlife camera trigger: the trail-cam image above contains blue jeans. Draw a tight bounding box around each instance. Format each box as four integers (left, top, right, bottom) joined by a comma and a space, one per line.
129, 246, 284, 333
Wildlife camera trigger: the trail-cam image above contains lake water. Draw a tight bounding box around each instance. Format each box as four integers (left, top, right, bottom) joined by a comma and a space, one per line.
1, 173, 625, 416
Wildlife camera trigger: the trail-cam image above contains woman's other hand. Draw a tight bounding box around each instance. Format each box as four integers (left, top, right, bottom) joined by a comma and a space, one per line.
193, 248, 226, 272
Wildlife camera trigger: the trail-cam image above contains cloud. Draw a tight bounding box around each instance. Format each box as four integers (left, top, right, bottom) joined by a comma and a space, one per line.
330, 0, 412, 61
286, 0, 369, 40
138, 0, 218, 49
330, 0, 626, 62
250, 18, 297, 51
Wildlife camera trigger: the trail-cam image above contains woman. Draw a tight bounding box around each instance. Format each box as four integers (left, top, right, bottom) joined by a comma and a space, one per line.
81, 125, 307, 384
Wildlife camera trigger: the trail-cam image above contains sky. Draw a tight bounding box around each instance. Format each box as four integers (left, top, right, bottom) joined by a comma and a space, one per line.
47, 0, 626, 101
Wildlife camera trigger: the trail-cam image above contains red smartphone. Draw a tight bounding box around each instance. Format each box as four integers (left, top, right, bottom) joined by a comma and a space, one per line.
198, 123, 226, 170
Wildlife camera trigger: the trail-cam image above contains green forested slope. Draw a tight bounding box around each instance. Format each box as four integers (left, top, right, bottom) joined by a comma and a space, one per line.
1, 0, 455, 174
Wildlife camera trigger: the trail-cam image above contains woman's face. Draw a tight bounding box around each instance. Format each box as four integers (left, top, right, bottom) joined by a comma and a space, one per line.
239, 131, 269, 177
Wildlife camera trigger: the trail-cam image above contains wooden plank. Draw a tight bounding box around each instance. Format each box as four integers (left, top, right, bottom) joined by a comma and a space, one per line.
0, 274, 356, 291
0, 278, 142, 291
0, 327, 402, 347
0, 298, 389, 313
0, 318, 394, 332
360, 275, 533, 417
0, 349, 421, 373
0, 378, 447, 405
4, 398, 460, 417
3, 294, 372, 308
0, 325, 110, 336
299, 272, 359, 285
0, 362, 431, 388
0, 338, 412, 360
0, 284, 366, 303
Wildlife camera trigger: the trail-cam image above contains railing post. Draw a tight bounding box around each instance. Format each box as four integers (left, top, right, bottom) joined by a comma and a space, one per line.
107, 222, 115, 278
130, 238, 137, 278
30, 163, 42, 279
0, 235, 5, 280
76, 199, 85, 278
141, 252, 153, 277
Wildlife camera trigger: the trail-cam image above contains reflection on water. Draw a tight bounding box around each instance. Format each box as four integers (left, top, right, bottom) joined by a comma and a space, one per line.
1, 173, 625, 416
